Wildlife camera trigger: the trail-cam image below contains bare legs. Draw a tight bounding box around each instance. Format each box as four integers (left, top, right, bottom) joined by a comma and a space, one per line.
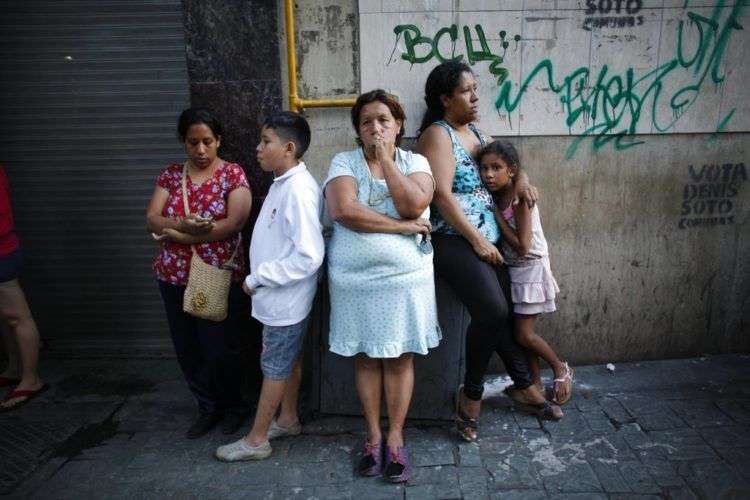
355, 353, 414, 453
277, 358, 302, 428
245, 358, 301, 446
383, 354, 413, 451
514, 314, 569, 402
0, 322, 19, 378
0, 279, 43, 408
355, 355, 383, 446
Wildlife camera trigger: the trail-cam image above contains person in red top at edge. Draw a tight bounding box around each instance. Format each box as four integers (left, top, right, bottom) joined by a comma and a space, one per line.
0, 165, 48, 412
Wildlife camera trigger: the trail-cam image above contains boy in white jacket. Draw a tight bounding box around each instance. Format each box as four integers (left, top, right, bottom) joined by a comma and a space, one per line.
216, 111, 324, 461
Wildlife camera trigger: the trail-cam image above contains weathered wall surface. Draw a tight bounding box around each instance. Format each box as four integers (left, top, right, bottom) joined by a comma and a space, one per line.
360, 1, 750, 139
282, 0, 749, 363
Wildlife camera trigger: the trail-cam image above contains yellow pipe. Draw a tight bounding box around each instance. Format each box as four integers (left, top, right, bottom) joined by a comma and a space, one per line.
298, 98, 356, 109
284, 0, 357, 112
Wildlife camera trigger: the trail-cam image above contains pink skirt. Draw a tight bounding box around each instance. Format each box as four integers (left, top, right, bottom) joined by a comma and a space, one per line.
508, 256, 560, 316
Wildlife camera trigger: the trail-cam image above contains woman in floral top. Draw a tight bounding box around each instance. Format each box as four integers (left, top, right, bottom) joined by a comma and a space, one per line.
146, 108, 252, 439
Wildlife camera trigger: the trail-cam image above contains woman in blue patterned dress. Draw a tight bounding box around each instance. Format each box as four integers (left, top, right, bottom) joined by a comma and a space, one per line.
324, 90, 441, 483
416, 62, 562, 442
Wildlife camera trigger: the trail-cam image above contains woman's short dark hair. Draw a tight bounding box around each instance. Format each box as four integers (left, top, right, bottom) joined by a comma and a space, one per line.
477, 140, 521, 170
351, 89, 406, 146
418, 61, 473, 136
177, 107, 223, 142
263, 111, 311, 158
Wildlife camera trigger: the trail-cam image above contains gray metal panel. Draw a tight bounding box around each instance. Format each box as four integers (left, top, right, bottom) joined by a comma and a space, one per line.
0, 0, 189, 347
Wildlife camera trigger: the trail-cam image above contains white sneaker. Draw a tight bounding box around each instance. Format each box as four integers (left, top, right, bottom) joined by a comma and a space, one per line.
267, 419, 302, 440
215, 438, 272, 462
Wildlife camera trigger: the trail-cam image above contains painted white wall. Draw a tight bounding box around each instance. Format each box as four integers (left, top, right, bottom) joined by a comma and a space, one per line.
360, 1, 750, 138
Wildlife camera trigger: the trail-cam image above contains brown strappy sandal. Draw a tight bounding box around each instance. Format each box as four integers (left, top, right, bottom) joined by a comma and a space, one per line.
455, 385, 478, 442
505, 385, 564, 420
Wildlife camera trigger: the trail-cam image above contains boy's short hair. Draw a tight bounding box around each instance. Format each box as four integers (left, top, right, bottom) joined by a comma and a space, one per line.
262, 111, 311, 159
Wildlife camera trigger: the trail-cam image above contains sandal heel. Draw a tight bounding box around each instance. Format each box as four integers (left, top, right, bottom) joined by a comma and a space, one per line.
455, 385, 479, 442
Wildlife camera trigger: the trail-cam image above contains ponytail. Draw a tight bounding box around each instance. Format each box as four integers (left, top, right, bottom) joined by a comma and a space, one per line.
417, 61, 473, 136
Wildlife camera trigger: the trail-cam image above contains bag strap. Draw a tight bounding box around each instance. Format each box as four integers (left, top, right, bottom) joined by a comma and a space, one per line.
181, 162, 198, 257
181, 161, 240, 269
181, 161, 191, 219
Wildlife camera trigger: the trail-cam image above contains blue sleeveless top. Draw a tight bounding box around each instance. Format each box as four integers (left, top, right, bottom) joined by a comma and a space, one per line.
430, 120, 500, 243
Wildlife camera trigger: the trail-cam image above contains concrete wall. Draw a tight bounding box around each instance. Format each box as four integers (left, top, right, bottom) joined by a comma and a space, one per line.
280, 0, 749, 363
359, 1, 750, 137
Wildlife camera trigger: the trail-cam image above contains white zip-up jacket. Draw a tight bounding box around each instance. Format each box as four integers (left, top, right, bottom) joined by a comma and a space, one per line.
246, 162, 324, 326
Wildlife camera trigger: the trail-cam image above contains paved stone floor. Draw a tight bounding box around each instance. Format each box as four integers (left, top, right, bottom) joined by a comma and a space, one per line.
1, 354, 749, 499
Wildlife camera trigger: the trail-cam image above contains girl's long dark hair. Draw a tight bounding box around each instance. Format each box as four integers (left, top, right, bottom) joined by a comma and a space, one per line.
418, 61, 473, 136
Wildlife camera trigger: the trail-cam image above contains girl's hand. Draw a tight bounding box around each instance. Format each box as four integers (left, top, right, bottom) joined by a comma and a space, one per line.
398, 218, 431, 236
471, 237, 504, 266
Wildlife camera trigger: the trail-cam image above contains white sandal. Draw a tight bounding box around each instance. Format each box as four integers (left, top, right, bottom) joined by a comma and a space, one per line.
552, 362, 574, 405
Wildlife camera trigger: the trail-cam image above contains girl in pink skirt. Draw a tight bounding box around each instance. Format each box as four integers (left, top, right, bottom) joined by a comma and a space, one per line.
478, 141, 574, 405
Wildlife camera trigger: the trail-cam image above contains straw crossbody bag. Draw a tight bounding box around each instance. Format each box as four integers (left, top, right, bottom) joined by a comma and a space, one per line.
180, 162, 238, 322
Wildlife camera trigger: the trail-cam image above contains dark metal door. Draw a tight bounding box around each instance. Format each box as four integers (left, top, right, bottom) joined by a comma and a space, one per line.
0, 1, 190, 352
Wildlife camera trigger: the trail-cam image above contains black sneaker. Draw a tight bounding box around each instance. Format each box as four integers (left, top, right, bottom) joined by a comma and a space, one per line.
357, 440, 383, 476
186, 412, 222, 439
383, 446, 412, 483
221, 412, 247, 435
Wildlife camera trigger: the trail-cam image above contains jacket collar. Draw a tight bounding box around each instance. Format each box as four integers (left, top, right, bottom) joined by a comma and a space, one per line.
273, 162, 306, 183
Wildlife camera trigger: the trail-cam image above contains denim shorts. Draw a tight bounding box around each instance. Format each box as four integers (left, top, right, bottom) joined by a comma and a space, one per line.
261, 317, 309, 380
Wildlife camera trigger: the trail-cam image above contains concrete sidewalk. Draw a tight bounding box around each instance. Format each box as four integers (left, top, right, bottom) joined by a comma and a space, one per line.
2, 354, 749, 499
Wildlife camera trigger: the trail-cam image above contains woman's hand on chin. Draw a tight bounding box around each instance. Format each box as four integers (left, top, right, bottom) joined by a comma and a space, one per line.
398, 218, 431, 236
372, 136, 394, 163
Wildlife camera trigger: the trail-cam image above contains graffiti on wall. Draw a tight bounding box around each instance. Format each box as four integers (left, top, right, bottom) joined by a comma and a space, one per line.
494, 0, 746, 158
363, 1, 748, 144
391, 24, 521, 85
679, 162, 747, 229
583, 0, 644, 30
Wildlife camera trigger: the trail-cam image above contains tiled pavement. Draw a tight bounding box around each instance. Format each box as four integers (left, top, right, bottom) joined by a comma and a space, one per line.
2, 354, 750, 499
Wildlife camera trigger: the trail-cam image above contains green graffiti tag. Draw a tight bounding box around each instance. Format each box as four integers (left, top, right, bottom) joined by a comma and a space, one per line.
392, 24, 520, 84
494, 0, 746, 159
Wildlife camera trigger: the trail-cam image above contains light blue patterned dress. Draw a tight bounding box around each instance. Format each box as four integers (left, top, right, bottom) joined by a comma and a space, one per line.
430, 120, 500, 243
324, 148, 442, 358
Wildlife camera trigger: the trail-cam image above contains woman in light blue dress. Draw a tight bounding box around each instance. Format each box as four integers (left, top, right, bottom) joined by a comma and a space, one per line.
324, 90, 441, 483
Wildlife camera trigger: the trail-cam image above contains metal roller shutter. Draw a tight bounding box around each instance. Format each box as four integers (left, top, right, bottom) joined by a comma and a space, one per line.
0, 0, 190, 354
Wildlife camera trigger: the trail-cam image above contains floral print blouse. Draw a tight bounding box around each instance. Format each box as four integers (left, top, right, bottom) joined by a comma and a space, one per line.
152, 162, 249, 286
430, 120, 500, 243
